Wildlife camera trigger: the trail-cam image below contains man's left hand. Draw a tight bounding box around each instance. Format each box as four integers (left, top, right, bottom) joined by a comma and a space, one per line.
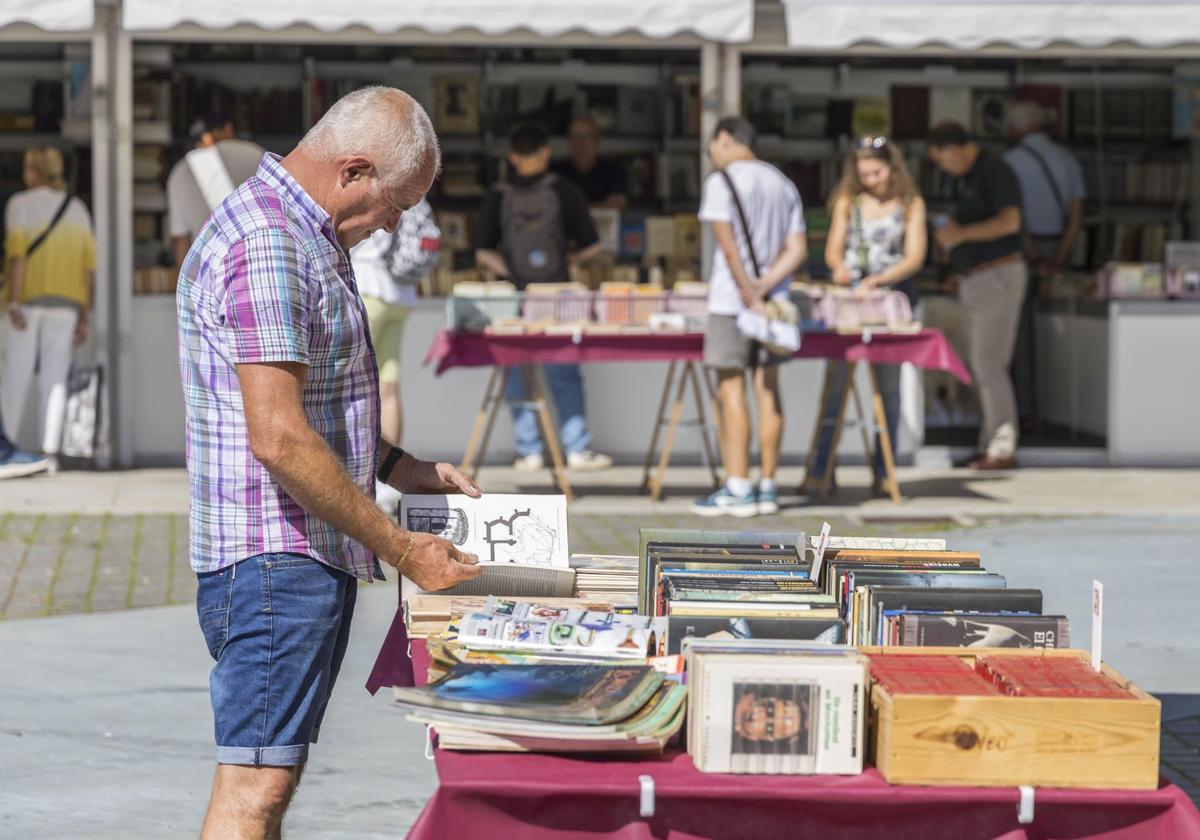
393, 455, 482, 497
935, 222, 963, 251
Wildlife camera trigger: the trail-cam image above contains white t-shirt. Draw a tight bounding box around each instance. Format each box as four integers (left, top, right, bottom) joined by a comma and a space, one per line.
166, 139, 265, 241
350, 229, 418, 307
698, 159, 805, 316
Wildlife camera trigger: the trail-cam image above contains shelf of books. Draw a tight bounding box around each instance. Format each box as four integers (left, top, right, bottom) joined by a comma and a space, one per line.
386, 501, 1172, 802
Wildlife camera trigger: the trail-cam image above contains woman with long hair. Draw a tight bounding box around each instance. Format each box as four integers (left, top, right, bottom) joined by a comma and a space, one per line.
2, 147, 94, 471
802, 136, 927, 498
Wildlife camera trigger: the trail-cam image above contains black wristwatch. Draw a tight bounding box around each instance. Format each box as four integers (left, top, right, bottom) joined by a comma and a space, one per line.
377, 446, 407, 483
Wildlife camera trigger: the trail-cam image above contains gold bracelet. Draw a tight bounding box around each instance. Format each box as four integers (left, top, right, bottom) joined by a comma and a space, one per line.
397, 531, 416, 569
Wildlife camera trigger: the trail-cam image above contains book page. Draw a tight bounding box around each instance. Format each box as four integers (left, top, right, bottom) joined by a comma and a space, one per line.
400, 494, 570, 598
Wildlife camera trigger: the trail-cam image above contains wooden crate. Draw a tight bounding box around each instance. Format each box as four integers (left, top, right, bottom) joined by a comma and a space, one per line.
861, 647, 1160, 790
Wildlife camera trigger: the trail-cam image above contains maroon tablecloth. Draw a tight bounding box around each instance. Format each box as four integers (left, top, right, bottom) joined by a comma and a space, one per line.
425, 328, 973, 384
375, 633, 1200, 840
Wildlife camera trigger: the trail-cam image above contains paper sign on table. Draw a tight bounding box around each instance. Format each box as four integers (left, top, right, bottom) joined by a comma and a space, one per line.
810, 521, 832, 585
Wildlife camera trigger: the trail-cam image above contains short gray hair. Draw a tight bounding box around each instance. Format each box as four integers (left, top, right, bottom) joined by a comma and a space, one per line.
298, 86, 440, 193
1005, 100, 1045, 135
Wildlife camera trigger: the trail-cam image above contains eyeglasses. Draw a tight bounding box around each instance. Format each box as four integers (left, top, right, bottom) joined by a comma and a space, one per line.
854, 135, 889, 150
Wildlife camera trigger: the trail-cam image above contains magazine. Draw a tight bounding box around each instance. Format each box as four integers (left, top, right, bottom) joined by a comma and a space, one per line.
393, 662, 664, 725
456, 597, 666, 659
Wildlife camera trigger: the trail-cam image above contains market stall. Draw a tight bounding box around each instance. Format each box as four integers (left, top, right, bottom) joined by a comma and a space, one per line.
735, 0, 1200, 465
110, 0, 752, 467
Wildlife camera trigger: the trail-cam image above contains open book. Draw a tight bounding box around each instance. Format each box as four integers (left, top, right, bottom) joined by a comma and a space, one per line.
399, 494, 572, 598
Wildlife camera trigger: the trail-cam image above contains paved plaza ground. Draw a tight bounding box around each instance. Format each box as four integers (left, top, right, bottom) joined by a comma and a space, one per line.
3, 466, 1200, 837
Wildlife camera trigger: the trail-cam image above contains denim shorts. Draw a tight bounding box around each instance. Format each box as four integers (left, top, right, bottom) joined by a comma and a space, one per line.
196, 553, 358, 767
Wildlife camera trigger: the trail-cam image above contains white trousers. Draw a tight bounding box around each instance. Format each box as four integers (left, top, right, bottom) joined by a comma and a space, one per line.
2, 305, 78, 455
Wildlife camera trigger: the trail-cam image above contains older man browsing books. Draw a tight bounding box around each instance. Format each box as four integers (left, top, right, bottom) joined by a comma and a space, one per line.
176, 87, 483, 839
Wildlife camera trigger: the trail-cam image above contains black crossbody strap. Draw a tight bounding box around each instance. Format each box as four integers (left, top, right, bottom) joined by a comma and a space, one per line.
718, 168, 760, 276
25, 192, 72, 260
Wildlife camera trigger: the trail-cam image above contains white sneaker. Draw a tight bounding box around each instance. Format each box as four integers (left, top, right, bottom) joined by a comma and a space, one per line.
513, 453, 545, 471
567, 450, 613, 470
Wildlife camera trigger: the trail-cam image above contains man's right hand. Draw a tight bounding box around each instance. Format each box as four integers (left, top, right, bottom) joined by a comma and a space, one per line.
390, 531, 482, 591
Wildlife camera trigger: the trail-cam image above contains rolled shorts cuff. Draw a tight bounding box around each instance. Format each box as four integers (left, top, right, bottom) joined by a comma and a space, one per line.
216, 743, 310, 767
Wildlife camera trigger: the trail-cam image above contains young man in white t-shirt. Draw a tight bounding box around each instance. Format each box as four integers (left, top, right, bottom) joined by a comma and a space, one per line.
692, 117, 807, 518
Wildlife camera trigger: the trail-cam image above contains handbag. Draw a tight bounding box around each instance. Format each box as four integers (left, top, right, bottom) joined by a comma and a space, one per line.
718, 168, 801, 357
61, 363, 109, 463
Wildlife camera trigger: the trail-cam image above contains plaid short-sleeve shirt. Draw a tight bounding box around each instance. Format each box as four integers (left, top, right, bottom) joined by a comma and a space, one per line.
177, 154, 384, 581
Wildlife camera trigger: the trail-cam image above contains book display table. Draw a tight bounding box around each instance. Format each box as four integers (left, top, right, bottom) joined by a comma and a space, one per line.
378, 638, 1200, 840
424, 328, 972, 502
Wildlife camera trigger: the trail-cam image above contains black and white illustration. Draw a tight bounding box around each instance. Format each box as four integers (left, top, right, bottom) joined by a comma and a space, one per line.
399, 493, 569, 569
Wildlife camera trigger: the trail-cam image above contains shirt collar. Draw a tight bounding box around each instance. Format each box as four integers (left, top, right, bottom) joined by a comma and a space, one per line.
1022, 131, 1051, 147
255, 153, 339, 247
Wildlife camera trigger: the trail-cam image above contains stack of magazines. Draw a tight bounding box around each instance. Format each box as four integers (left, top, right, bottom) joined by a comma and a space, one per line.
423, 597, 665, 683
684, 639, 867, 775
394, 663, 687, 754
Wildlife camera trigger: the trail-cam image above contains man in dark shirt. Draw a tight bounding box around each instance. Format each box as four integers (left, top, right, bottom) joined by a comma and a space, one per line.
552, 115, 627, 210
474, 123, 611, 472
927, 122, 1026, 470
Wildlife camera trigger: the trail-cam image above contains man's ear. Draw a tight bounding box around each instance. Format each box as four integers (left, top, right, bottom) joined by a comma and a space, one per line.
338, 155, 375, 189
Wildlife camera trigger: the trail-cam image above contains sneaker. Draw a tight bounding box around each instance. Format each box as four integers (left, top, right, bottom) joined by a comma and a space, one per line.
567, 450, 613, 471
0, 448, 50, 480
757, 487, 779, 515
513, 453, 545, 471
691, 486, 759, 518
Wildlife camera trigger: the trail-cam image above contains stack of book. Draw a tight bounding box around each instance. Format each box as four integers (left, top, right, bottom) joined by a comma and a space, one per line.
570, 554, 639, 600
639, 529, 847, 656
822, 546, 1069, 649
867, 652, 1138, 701
394, 662, 686, 754
685, 639, 867, 774
403, 594, 634, 641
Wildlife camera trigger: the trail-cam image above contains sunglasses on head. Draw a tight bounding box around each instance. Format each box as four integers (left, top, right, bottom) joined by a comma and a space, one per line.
854, 135, 888, 150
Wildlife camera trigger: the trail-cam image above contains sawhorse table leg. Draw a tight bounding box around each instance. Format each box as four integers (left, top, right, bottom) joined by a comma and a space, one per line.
460, 366, 510, 479
867, 363, 902, 504
521, 365, 575, 502
642, 361, 719, 501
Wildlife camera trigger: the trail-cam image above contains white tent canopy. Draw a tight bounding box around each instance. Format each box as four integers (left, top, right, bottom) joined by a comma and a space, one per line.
0, 0, 93, 31
122, 0, 755, 43
780, 1, 1200, 51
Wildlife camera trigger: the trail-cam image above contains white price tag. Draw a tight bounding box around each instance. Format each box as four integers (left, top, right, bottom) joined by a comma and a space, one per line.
1091, 579, 1103, 672
811, 521, 832, 586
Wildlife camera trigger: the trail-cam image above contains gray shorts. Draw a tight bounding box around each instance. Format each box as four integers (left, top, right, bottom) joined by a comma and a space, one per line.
703, 314, 787, 370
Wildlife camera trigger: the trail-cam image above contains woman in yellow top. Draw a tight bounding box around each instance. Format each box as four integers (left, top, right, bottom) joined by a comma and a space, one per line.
2, 147, 95, 468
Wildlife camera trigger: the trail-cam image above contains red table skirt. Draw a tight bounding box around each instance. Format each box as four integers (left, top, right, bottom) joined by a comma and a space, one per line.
425, 328, 973, 384
385, 635, 1200, 840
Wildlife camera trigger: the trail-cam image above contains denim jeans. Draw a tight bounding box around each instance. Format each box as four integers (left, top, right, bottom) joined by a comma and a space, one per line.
810, 361, 902, 479
504, 364, 592, 457
196, 553, 357, 767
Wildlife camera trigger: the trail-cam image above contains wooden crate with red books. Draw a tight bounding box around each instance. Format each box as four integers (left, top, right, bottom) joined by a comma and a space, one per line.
861, 647, 1160, 790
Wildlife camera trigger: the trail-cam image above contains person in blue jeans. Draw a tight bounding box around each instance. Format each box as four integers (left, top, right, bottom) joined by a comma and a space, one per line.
0, 407, 48, 479
804, 136, 927, 497
475, 123, 612, 471
503, 363, 603, 469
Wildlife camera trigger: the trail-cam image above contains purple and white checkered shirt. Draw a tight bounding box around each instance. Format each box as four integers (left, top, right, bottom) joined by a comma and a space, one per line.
177, 154, 384, 581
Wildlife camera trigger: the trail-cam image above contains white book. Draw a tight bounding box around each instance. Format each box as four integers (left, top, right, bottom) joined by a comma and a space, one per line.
692, 653, 866, 775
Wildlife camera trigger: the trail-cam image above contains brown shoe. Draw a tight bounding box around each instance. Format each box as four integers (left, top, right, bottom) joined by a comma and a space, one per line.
970, 455, 1017, 471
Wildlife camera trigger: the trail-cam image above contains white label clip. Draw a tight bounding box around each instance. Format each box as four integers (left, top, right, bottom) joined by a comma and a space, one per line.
1017, 785, 1035, 824
638, 774, 655, 818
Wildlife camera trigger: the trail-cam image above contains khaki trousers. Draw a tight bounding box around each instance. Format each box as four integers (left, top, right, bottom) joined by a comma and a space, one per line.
959, 259, 1027, 460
